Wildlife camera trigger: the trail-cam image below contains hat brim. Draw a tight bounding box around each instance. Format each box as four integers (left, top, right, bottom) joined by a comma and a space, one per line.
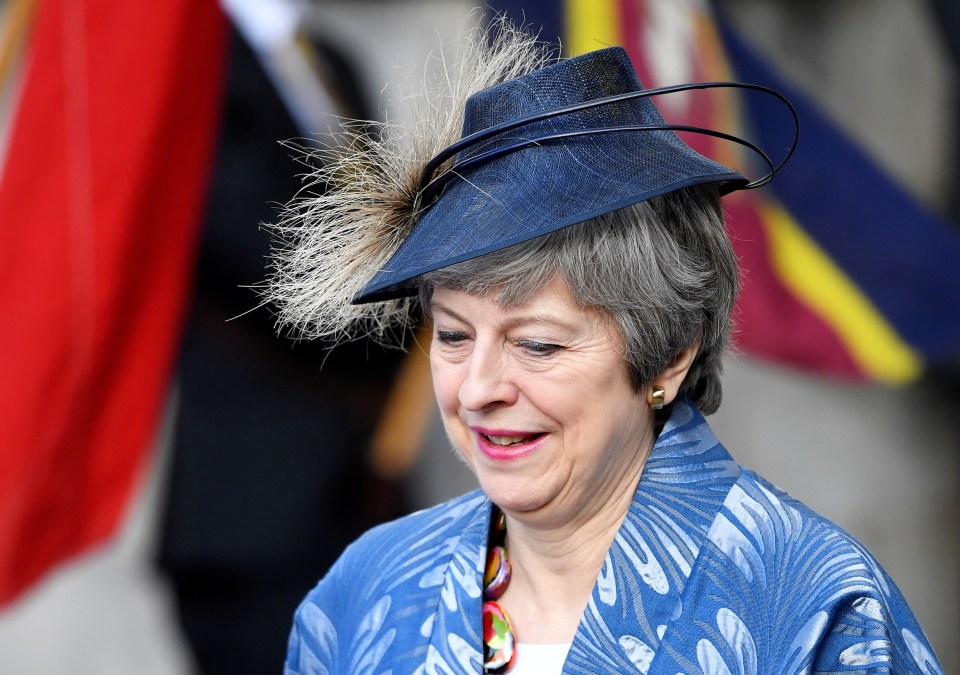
355, 130, 746, 303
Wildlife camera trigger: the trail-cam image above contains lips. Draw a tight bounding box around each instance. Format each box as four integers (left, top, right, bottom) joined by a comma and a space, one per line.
483, 433, 537, 447
472, 427, 546, 460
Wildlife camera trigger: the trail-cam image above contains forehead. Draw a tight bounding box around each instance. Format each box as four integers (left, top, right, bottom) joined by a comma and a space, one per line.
429, 277, 615, 336
431, 273, 571, 310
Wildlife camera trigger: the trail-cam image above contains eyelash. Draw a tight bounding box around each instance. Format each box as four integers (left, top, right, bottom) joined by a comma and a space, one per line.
515, 339, 562, 356
435, 331, 562, 357
436, 330, 468, 345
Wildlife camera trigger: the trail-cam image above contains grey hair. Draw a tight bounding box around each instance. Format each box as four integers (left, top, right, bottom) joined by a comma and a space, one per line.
418, 183, 738, 414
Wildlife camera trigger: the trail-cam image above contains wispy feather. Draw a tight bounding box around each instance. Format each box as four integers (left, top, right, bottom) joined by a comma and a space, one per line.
263, 16, 553, 344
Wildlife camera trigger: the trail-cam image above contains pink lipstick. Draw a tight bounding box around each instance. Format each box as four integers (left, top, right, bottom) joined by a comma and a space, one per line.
472, 427, 547, 461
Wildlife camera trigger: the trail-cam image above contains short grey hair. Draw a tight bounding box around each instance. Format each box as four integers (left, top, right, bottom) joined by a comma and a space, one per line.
418, 183, 738, 414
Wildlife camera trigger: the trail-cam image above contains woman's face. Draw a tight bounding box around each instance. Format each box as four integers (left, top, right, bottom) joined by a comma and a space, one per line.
429, 276, 657, 525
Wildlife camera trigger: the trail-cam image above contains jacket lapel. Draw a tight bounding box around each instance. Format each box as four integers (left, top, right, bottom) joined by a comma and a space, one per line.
420, 492, 490, 674
565, 400, 740, 673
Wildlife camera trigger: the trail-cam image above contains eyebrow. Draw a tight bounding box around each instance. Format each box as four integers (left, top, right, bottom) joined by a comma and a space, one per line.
431, 300, 578, 333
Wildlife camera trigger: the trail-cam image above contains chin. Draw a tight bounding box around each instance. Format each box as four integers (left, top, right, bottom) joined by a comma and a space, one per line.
478, 476, 551, 514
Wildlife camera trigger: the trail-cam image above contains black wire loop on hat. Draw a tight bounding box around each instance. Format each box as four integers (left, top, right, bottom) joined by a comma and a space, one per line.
415, 81, 799, 210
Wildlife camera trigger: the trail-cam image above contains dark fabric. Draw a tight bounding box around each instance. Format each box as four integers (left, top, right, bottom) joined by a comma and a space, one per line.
157, 29, 406, 674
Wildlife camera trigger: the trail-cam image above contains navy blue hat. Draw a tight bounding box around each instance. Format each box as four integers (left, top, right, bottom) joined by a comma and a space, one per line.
355, 47, 757, 304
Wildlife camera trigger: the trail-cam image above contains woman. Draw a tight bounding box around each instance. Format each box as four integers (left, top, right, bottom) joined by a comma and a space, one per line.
269, 22, 943, 675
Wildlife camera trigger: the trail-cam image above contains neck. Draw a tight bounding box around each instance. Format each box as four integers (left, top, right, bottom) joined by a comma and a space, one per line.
506, 478, 636, 579
496, 440, 650, 643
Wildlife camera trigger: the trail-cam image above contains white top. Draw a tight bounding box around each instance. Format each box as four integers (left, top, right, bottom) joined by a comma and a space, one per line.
508, 643, 571, 675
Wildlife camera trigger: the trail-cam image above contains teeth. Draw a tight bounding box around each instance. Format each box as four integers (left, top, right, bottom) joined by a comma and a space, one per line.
485, 434, 529, 446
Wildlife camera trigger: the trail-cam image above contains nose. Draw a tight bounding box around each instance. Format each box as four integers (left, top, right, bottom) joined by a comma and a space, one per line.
458, 341, 518, 411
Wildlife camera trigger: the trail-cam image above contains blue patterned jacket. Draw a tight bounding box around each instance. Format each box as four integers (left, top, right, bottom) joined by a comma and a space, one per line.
285, 400, 943, 674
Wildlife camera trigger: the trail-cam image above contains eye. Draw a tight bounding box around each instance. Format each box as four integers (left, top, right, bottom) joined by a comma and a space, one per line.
436, 330, 469, 345
515, 339, 562, 356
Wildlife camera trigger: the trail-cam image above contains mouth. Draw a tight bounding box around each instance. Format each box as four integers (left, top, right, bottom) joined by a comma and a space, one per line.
472, 428, 547, 459
480, 432, 544, 447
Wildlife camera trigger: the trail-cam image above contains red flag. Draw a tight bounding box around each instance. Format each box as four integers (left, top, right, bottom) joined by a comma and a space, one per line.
0, 0, 226, 604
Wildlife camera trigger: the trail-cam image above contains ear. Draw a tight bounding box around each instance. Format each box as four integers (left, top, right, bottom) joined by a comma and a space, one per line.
649, 337, 701, 407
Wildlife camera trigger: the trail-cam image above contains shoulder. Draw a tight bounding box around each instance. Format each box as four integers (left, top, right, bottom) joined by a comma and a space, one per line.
716, 467, 898, 601
308, 488, 487, 600
725, 467, 860, 544
348, 488, 488, 561
284, 490, 489, 674
695, 467, 943, 672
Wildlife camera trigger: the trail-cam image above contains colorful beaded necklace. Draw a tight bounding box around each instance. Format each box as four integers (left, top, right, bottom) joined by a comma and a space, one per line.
483, 506, 517, 673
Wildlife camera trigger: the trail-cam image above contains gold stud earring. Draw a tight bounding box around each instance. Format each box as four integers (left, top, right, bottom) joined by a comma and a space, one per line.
648, 385, 665, 410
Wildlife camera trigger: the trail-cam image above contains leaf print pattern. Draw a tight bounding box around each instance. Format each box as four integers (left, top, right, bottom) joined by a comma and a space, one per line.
903, 628, 942, 675
839, 640, 894, 666
715, 608, 757, 675
597, 553, 618, 605
285, 399, 943, 674
619, 634, 656, 672
697, 638, 733, 675
654, 461, 943, 674
781, 611, 829, 674
619, 519, 670, 594
286, 490, 488, 674
349, 596, 395, 674
285, 602, 337, 675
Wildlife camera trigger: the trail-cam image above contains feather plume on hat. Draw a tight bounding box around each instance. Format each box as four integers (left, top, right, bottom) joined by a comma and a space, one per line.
264, 18, 553, 344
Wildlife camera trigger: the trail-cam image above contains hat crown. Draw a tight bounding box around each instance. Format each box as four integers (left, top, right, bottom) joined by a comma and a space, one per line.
356, 47, 748, 304
459, 47, 664, 159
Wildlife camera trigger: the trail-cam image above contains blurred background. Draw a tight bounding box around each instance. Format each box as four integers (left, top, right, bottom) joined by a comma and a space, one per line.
0, 0, 957, 673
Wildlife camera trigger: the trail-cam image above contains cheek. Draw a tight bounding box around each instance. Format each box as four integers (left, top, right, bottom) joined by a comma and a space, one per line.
430, 352, 461, 414
430, 357, 476, 460
547, 363, 639, 433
